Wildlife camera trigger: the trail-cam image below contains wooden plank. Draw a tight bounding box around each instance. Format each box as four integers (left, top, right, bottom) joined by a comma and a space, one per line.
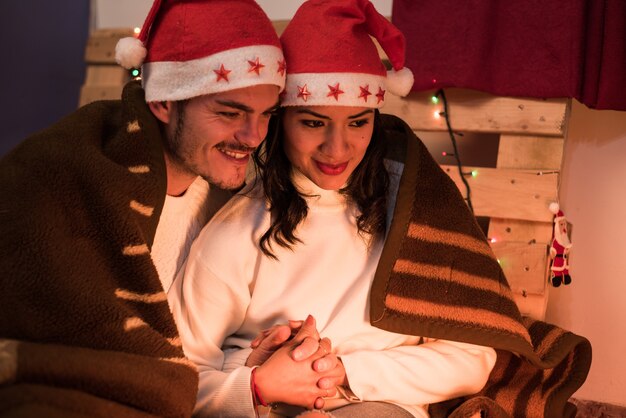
85, 28, 135, 64
79, 85, 123, 107
488, 219, 553, 246
513, 292, 548, 320
490, 134, 561, 246
272, 20, 289, 36
491, 241, 548, 295
441, 165, 558, 222
84, 65, 129, 86
383, 89, 568, 136
497, 135, 564, 170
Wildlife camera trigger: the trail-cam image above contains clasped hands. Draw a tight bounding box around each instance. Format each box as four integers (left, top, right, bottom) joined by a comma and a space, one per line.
245, 315, 346, 410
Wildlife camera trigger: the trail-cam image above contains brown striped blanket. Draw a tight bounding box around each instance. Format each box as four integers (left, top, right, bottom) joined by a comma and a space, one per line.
372, 114, 592, 418
0, 81, 198, 417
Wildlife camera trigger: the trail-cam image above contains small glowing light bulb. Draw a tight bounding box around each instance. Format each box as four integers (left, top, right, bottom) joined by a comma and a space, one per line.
134, 27, 141, 35
490, 237, 497, 243
431, 95, 439, 104
471, 170, 478, 177
497, 259, 501, 265
433, 110, 441, 119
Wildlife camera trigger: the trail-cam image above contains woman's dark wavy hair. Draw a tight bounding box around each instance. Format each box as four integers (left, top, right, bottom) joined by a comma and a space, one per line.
252, 108, 389, 259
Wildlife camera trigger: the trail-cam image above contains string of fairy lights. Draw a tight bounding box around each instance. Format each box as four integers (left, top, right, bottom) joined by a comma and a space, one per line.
431, 89, 475, 214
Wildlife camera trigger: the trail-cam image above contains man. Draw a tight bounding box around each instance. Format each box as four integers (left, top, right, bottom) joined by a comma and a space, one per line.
0, 1, 285, 416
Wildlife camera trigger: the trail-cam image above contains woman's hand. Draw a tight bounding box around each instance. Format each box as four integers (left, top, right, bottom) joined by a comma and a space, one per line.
252, 315, 345, 409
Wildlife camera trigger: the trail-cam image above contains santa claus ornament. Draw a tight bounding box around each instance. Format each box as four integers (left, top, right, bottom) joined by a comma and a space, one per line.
548, 202, 572, 287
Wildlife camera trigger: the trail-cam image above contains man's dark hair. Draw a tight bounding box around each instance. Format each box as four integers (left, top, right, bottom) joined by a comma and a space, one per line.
252, 109, 389, 260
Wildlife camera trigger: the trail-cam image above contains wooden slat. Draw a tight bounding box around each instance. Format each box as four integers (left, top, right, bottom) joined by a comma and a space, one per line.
513, 293, 548, 320
79, 85, 124, 107
496, 135, 564, 170
84, 66, 129, 86
488, 219, 553, 246
491, 241, 548, 295
272, 20, 289, 36
493, 131, 561, 320
384, 89, 568, 136
487, 133, 561, 247
85, 28, 135, 64
441, 165, 558, 222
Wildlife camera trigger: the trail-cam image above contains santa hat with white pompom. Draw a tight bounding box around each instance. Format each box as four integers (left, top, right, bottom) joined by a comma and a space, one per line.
280, 0, 414, 108
549, 202, 565, 220
115, 0, 285, 102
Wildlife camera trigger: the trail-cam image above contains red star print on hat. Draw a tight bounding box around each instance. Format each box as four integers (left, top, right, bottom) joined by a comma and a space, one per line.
115, 0, 285, 102
280, 0, 413, 108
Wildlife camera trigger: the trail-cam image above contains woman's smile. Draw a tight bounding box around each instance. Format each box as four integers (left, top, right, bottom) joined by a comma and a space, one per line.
314, 160, 349, 175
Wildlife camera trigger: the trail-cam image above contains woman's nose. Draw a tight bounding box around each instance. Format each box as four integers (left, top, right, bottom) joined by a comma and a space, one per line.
320, 126, 348, 158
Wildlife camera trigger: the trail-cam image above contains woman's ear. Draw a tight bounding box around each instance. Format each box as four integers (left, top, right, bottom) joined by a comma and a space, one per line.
148, 101, 173, 124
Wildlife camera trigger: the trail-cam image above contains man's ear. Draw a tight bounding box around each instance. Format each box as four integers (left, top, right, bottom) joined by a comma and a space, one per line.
148, 101, 173, 124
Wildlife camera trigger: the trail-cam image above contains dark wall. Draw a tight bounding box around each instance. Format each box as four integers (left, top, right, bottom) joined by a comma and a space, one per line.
0, 1, 90, 157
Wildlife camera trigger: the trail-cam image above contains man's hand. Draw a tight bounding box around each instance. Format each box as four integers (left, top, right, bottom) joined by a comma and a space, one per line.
246, 322, 298, 367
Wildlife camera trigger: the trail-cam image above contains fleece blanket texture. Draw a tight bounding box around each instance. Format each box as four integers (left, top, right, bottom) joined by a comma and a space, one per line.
373, 114, 592, 418
0, 81, 197, 417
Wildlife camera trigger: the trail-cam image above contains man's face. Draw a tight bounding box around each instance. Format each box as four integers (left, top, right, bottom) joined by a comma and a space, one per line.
162, 84, 280, 190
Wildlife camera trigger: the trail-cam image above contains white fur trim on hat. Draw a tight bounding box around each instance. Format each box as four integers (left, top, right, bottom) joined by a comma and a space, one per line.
281, 72, 389, 108
386, 67, 414, 97
115, 37, 147, 70
141, 45, 285, 102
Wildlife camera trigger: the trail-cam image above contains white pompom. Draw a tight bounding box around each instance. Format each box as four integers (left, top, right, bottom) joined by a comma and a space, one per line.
385, 67, 414, 97
549, 202, 560, 214
115, 37, 147, 69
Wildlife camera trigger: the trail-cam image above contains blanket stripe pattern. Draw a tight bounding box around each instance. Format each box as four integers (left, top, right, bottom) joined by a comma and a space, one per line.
0, 81, 197, 417
371, 115, 592, 418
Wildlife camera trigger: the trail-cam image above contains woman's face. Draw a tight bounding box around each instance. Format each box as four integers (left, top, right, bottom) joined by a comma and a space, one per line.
282, 106, 375, 190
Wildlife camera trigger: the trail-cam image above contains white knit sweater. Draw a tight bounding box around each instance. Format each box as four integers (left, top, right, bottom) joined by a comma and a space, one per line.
168, 163, 496, 418
151, 176, 231, 293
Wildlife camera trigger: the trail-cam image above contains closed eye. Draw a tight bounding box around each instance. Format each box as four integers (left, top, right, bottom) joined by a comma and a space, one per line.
301, 119, 325, 128
218, 111, 241, 119
349, 118, 370, 128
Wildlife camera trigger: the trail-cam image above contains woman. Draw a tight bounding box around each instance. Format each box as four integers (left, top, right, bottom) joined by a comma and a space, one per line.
168, 1, 497, 417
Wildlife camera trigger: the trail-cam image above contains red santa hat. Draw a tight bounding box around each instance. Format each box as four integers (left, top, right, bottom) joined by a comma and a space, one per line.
115, 0, 285, 102
280, 0, 413, 108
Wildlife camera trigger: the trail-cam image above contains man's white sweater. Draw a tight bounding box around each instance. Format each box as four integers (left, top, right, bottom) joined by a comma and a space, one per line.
152, 176, 230, 293
168, 165, 496, 418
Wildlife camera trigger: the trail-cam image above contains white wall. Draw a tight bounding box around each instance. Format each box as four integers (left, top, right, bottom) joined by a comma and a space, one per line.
94, 0, 392, 29
545, 101, 626, 407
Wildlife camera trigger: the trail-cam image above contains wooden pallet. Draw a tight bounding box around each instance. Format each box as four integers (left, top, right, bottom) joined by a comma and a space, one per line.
385, 90, 568, 319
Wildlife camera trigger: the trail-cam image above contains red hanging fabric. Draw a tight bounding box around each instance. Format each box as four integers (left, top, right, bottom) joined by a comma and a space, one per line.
392, 0, 626, 110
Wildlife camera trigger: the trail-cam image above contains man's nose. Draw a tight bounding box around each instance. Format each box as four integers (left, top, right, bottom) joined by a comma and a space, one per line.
235, 116, 264, 147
